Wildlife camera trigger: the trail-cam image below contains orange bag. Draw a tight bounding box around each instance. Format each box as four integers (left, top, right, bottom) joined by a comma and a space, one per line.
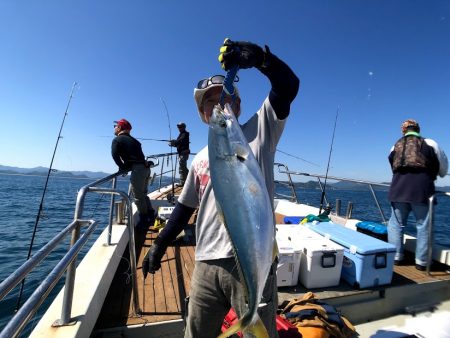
280, 292, 356, 338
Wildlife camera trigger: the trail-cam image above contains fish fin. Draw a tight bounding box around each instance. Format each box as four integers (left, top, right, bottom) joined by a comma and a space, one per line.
273, 240, 279, 262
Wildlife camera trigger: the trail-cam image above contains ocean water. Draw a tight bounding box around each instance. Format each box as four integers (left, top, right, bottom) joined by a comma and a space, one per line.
0, 174, 167, 336
0, 174, 449, 336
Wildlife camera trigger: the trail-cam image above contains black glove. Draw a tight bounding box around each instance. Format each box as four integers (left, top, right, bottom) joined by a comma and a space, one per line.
169, 140, 175, 147
142, 243, 166, 278
218, 38, 265, 71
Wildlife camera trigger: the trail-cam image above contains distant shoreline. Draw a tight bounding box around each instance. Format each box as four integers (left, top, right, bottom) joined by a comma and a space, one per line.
0, 172, 99, 180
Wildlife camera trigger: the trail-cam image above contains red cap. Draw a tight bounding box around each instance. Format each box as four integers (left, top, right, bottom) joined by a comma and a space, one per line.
114, 118, 132, 130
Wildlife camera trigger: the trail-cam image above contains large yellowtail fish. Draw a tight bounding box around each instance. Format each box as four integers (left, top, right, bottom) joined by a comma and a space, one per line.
208, 103, 275, 338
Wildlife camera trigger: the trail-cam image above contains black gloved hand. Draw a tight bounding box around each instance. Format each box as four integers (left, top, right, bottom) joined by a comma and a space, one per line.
218, 38, 265, 71
142, 243, 166, 279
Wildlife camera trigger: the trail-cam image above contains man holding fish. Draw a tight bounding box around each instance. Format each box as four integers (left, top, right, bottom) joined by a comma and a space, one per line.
143, 38, 299, 337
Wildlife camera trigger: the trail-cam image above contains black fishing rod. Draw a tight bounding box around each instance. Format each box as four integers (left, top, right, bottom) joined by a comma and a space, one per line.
138, 137, 171, 142
15, 82, 78, 311
318, 106, 339, 215
161, 98, 176, 202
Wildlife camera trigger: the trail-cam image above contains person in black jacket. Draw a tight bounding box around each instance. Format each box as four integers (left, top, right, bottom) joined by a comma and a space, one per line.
112, 118, 155, 230
388, 119, 448, 271
169, 122, 190, 187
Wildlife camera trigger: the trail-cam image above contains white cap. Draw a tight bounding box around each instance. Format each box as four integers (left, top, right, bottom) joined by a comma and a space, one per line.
193, 83, 240, 123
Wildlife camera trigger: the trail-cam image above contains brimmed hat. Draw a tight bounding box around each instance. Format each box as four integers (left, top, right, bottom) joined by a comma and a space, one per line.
177, 122, 186, 128
114, 118, 132, 130
193, 81, 240, 123
401, 119, 420, 134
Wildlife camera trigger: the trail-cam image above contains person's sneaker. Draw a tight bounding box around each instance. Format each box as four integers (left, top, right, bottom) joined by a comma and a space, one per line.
415, 264, 427, 271
394, 259, 404, 266
175, 183, 184, 187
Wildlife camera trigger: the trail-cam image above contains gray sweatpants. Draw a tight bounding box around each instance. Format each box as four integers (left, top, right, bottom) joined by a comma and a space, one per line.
130, 163, 152, 215
178, 153, 189, 185
184, 258, 279, 338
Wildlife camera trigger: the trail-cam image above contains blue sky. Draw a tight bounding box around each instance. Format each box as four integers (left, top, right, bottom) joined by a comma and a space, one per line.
1, 1, 449, 185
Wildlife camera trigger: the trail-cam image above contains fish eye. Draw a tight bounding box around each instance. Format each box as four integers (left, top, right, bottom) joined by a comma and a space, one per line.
236, 154, 246, 162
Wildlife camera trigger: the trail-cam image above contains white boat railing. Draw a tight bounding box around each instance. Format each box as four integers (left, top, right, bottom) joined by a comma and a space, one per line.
427, 192, 450, 274
0, 152, 186, 337
275, 162, 450, 272
0, 219, 97, 338
0, 170, 137, 338
275, 163, 390, 222
61, 173, 140, 325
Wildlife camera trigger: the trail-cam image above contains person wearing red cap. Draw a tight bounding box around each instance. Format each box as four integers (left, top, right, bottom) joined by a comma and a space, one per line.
112, 118, 155, 230
169, 122, 190, 187
143, 39, 300, 338
388, 119, 448, 271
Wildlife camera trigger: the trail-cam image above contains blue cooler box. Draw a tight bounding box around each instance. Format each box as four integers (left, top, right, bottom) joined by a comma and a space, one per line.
309, 222, 396, 289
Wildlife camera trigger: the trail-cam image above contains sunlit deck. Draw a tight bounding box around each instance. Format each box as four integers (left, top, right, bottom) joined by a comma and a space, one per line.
93, 187, 450, 333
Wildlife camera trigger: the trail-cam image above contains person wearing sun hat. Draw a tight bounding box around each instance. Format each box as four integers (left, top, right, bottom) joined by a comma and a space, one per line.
143, 38, 299, 337
112, 118, 155, 230
388, 118, 448, 271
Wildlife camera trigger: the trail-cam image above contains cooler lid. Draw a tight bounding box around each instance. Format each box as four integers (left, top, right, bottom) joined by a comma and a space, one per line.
303, 238, 344, 257
309, 222, 396, 255
276, 238, 295, 254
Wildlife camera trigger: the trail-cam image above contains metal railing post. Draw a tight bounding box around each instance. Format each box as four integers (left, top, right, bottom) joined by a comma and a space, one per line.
59, 186, 87, 325
125, 196, 141, 315
88, 187, 141, 315
346, 202, 353, 219
368, 184, 387, 223
335, 199, 341, 216
427, 195, 435, 276
275, 163, 298, 203
316, 178, 328, 206
107, 177, 117, 245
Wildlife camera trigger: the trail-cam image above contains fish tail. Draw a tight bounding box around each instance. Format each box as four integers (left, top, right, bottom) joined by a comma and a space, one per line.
217, 320, 241, 338
247, 316, 270, 338
217, 316, 269, 338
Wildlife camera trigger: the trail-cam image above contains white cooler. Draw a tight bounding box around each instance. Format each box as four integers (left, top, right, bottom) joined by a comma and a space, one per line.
276, 225, 323, 287
276, 223, 324, 243
157, 206, 175, 219
299, 239, 344, 288
276, 239, 301, 287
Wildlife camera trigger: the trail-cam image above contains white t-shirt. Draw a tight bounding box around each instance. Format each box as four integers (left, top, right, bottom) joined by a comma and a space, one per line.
178, 97, 286, 261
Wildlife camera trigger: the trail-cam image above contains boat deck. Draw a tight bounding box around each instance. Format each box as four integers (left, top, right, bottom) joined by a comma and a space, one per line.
93, 188, 450, 332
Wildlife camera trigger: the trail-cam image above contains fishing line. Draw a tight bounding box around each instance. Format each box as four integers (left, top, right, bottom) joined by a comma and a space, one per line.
15, 82, 79, 311
319, 106, 340, 215
276, 149, 320, 167
98, 135, 170, 142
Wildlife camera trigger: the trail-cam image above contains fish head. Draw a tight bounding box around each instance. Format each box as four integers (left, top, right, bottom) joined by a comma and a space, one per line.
209, 104, 232, 135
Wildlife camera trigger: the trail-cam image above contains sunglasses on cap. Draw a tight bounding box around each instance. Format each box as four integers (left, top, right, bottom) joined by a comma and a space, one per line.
196, 75, 239, 90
